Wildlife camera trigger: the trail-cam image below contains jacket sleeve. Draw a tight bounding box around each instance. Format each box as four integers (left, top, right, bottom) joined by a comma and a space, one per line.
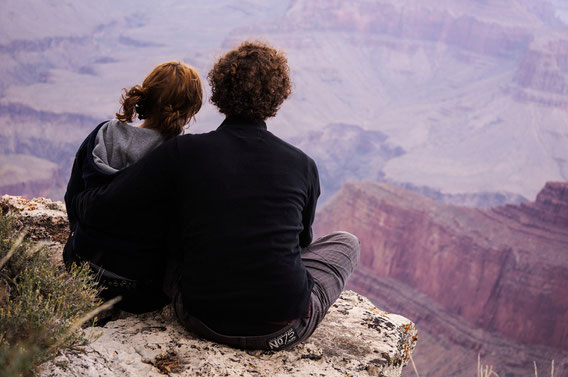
64, 138, 88, 231
299, 158, 320, 248
71, 137, 180, 231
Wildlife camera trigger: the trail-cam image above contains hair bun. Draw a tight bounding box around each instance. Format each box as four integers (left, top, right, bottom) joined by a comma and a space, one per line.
135, 99, 150, 120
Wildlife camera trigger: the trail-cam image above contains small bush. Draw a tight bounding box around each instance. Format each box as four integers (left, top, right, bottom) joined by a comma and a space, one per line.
0, 213, 102, 377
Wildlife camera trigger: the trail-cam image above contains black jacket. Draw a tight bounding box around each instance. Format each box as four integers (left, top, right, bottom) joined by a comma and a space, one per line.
64, 121, 171, 284
72, 116, 319, 324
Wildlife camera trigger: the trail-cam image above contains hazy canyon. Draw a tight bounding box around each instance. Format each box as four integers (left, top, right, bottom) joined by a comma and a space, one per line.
1, 1, 567, 377
1, 0, 567, 204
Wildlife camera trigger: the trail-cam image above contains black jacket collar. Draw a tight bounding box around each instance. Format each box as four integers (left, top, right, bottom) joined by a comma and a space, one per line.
218, 115, 267, 130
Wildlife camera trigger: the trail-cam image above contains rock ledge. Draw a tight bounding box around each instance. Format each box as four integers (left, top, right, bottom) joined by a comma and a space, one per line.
40, 291, 416, 377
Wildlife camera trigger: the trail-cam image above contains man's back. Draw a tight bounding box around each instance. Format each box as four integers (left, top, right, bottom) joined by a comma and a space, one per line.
174, 116, 318, 325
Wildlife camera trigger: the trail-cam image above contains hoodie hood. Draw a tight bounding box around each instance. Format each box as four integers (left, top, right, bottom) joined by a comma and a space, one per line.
92, 119, 165, 174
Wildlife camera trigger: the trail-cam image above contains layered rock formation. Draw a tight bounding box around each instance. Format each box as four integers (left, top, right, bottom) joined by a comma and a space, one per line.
0, 103, 98, 200
3, 0, 568, 203
289, 123, 527, 207
513, 39, 568, 108
289, 123, 405, 203
494, 181, 568, 228
285, 0, 536, 58
314, 181, 568, 376
0, 195, 417, 377
0, 154, 60, 199
228, 0, 568, 201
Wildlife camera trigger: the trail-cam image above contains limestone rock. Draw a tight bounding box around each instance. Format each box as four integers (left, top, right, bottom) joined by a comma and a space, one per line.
0, 195, 417, 376
39, 291, 416, 377
1, 195, 69, 263
0, 194, 69, 244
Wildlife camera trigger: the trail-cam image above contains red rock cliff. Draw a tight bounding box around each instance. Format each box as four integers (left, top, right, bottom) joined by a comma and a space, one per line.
314, 181, 568, 350
513, 39, 568, 108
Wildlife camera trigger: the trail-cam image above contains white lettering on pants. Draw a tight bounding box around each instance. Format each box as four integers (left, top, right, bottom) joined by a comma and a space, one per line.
267, 328, 298, 350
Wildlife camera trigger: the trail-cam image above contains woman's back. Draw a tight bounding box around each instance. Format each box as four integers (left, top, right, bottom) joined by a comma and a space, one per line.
63, 61, 203, 313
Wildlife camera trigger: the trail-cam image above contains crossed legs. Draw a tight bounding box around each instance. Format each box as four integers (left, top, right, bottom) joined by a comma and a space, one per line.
294, 231, 361, 344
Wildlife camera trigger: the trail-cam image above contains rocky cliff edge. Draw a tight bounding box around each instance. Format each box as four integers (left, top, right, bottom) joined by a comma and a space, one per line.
0, 195, 417, 377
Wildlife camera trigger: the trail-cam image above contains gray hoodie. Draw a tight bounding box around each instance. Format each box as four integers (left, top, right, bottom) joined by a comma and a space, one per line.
92, 119, 166, 174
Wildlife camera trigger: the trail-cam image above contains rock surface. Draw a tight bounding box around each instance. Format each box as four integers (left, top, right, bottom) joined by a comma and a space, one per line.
314, 181, 568, 376
0, 194, 69, 262
39, 291, 416, 377
0, 195, 417, 377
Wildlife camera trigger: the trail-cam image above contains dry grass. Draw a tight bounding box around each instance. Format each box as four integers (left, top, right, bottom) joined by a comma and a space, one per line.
407, 352, 556, 377
0, 213, 104, 377
477, 353, 499, 377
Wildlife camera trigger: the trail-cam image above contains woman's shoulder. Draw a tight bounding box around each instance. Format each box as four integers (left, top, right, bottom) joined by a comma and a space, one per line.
74, 120, 111, 156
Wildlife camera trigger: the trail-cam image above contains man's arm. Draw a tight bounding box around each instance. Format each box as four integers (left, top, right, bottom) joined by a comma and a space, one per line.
299, 159, 320, 248
71, 137, 180, 230
64, 139, 88, 231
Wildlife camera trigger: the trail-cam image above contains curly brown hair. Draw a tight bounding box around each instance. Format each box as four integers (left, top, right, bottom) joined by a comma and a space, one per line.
208, 41, 291, 120
116, 61, 203, 139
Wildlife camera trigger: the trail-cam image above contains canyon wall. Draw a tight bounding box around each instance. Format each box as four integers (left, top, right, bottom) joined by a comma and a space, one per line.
0, 103, 98, 199
314, 181, 568, 376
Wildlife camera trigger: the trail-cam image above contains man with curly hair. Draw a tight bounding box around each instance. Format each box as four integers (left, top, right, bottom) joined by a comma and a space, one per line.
72, 41, 360, 351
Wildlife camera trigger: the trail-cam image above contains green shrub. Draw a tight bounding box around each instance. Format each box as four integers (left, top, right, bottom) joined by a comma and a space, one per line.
0, 213, 102, 377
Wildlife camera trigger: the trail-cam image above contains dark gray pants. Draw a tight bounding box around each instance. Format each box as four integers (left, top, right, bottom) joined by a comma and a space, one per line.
294, 231, 361, 346
175, 231, 361, 350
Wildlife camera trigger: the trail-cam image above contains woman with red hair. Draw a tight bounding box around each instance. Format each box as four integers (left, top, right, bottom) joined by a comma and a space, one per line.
64, 61, 202, 313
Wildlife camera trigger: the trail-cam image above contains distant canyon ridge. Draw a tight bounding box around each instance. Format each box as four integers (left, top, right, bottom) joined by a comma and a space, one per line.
1, 0, 568, 206
314, 180, 568, 376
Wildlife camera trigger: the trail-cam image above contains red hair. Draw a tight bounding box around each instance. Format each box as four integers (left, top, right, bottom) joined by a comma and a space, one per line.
116, 61, 203, 138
